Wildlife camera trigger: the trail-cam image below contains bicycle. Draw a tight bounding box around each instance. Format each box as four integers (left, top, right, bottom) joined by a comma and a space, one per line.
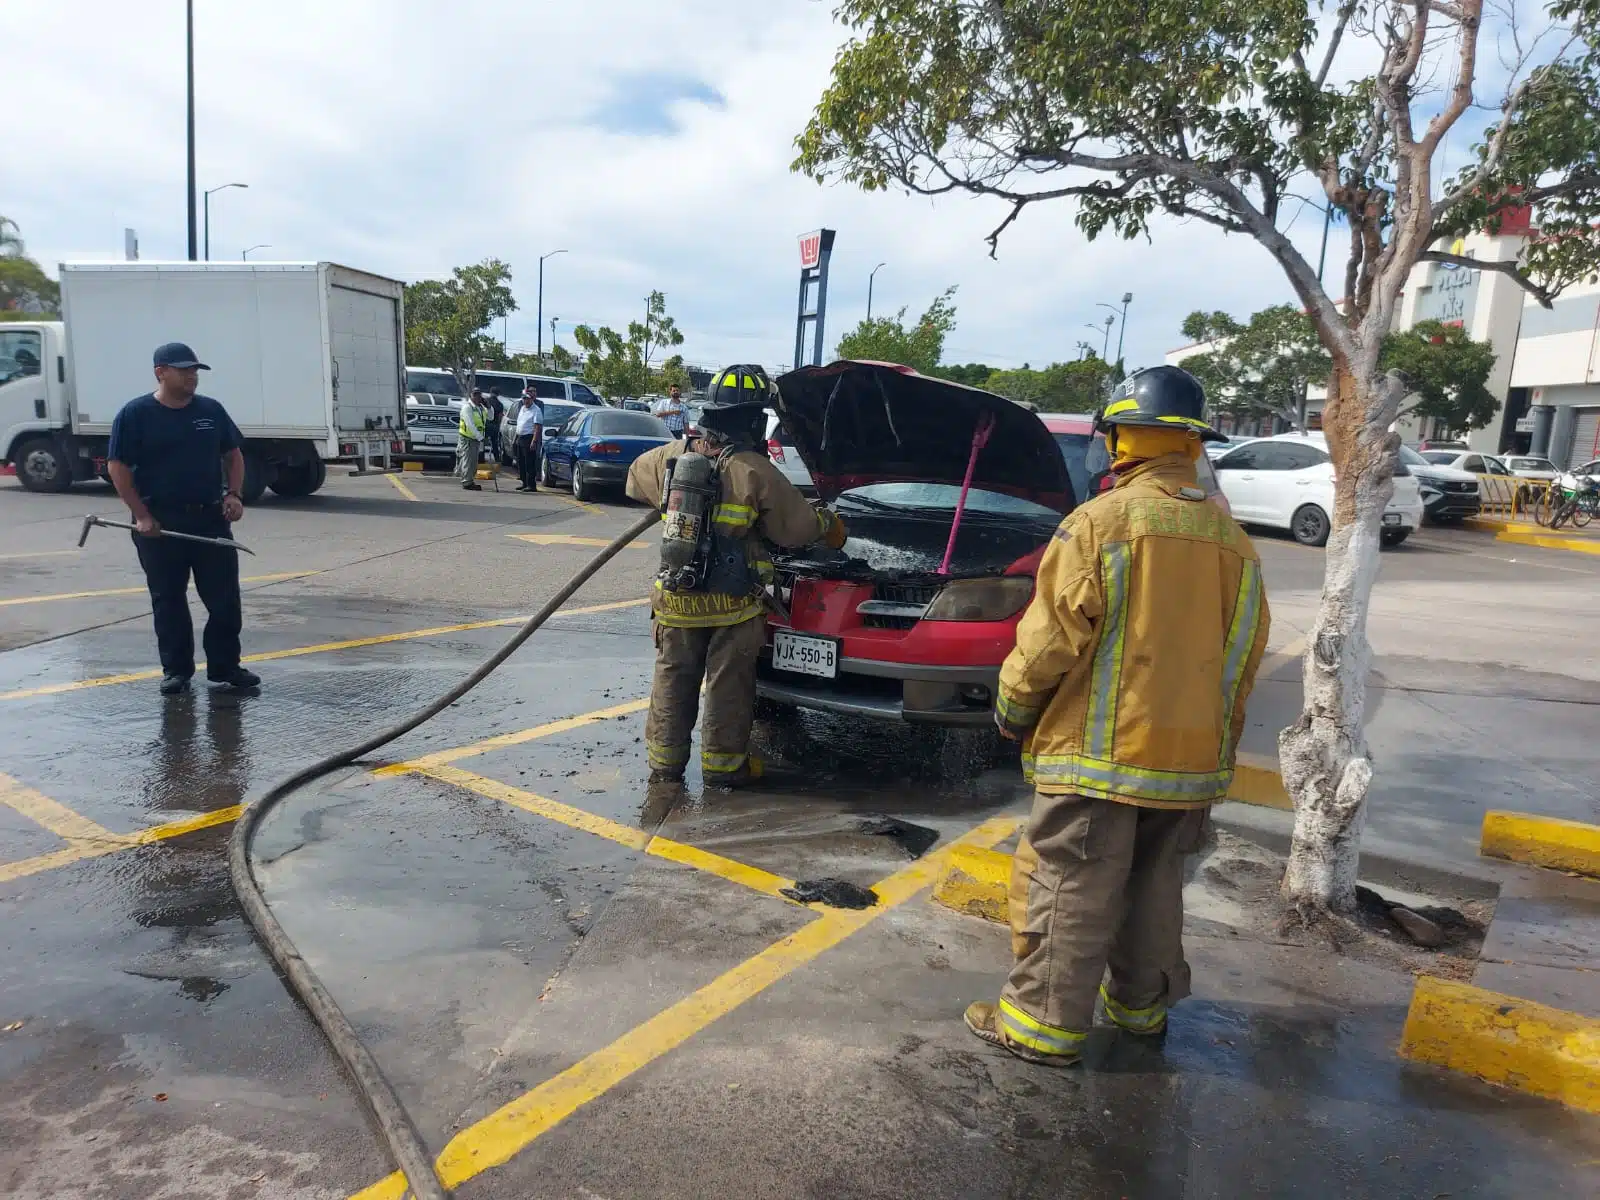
1542, 475, 1599, 530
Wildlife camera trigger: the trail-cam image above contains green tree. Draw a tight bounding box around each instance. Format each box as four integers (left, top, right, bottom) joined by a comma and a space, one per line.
796, 0, 1600, 915
835, 286, 957, 372
930, 362, 994, 387
986, 358, 1117, 412
653, 354, 692, 394
1382, 321, 1499, 433
0, 216, 60, 318
573, 290, 685, 400
404, 260, 516, 398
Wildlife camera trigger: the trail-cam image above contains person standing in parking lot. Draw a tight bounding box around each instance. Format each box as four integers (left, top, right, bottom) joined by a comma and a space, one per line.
514, 386, 543, 492
483, 388, 505, 464
965, 366, 1269, 1066
457, 389, 489, 489
106, 342, 261, 697
655, 384, 688, 439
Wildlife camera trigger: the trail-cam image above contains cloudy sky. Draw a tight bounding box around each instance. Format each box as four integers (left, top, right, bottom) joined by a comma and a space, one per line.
5, 1, 1508, 373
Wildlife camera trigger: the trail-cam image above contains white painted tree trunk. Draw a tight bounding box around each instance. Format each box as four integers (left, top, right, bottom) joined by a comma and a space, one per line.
1278, 369, 1404, 913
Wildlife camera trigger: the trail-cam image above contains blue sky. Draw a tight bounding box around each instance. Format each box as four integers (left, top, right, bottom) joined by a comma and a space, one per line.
2, 1, 1540, 373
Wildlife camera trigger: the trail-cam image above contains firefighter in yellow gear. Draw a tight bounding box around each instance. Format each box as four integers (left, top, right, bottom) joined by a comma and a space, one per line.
626, 364, 846, 787
964, 365, 1271, 1065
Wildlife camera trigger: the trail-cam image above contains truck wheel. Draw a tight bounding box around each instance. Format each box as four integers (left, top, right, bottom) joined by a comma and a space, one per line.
14, 437, 72, 493
240, 451, 269, 505
269, 457, 326, 497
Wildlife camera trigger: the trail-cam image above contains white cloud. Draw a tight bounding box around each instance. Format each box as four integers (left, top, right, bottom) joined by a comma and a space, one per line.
5, 1, 1395, 376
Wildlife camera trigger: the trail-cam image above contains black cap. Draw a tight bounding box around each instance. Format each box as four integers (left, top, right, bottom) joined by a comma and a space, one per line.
152, 342, 210, 370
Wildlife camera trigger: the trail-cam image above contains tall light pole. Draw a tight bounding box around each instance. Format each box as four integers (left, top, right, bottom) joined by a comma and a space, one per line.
186, 0, 197, 260
241, 244, 269, 260
1115, 292, 1132, 365
550, 317, 559, 352
1093, 314, 1114, 361
203, 182, 247, 260
536, 249, 567, 359
867, 261, 886, 320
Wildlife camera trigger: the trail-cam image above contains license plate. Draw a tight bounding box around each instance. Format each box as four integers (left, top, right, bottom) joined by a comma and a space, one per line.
1383, 513, 1402, 525
425, 433, 444, 445
771, 631, 837, 679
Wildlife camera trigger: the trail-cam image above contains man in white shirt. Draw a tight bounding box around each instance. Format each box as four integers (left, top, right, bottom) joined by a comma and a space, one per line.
654, 384, 687, 439
514, 386, 544, 492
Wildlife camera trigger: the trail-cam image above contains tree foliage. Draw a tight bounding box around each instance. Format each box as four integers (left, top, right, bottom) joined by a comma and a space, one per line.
404, 260, 516, 397
930, 362, 994, 387
1183, 305, 1496, 431
0, 216, 60, 317
835, 286, 958, 372
986, 358, 1118, 411
573, 290, 685, 400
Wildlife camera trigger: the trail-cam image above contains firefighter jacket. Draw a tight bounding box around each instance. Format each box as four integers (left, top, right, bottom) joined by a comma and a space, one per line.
995, 453, 1270, 808
627, 440, 838, 628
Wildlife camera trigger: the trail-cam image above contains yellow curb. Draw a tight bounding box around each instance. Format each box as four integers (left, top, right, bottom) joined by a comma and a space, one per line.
1399, 976, 1600, 1114
1494, 528, 1600, 557
1230, 753, 1292, 811
1481, 811, 1600, 878
930, 844, 1011, 922
402, 461, 425, 472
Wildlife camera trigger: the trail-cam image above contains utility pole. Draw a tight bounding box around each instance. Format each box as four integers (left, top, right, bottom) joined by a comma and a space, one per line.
868, 262, 886, 320
536, 249, 567, 359
203, 182, 247, 261
1100, 314, 1114, 361
186, 0, 197, 261
1115, 292, 1132, 366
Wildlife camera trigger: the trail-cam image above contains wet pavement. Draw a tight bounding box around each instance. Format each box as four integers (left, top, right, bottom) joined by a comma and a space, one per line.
3, 472, 1599, 1197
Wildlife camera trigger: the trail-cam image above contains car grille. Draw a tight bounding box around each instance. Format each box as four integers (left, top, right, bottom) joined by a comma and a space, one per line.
407, 411, 456, 429
861, 582, 940, 630
1444, 480, 1477, 494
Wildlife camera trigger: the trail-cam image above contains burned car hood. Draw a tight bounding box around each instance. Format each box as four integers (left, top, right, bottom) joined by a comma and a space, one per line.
775, 361, 1073, 510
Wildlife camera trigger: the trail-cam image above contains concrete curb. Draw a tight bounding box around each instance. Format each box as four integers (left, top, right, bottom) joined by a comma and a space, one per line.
1399, 976, 1600, 1114
930, 844, 1011, 923
1462, 516, 1600, 557
1481, 811, 1600, 878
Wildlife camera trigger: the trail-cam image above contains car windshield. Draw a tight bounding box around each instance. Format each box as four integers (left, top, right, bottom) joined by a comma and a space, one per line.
589, 411, 669, 437
475, 376, 525, 398
838, 482, 1060, 522
407, 370, 461, 397
1421, 450, 1459, 465
1051, 432, 1093, 503
1398, 446, 1431, 466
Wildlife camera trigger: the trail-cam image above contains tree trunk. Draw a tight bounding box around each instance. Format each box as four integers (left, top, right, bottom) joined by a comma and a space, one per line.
1278, 365, 1403, 914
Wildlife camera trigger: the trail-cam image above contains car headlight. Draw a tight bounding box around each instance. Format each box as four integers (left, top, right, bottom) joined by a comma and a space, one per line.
923, 577, 1035, 622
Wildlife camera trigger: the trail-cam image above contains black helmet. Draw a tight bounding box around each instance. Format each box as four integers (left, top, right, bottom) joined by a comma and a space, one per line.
1096, 366, 1225, 443
698, 364, 775, 447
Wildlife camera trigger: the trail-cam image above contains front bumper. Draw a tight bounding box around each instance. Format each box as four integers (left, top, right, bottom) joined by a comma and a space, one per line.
756, 653, 1000, 726
1423, 489, 1482, 520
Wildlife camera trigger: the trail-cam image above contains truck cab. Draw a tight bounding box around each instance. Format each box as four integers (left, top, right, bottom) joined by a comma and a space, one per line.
0, 322, 80, 490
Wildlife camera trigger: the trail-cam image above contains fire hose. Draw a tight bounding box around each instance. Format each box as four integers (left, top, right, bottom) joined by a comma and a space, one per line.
229, 507, 660, 1200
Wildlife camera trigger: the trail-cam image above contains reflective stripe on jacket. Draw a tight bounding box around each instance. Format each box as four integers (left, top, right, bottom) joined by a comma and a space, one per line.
459, 402, 487, 440
626, 440, 831, 628
996, 453, 1270, 808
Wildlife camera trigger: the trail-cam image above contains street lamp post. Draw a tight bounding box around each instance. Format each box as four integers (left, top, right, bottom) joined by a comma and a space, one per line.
868, 262, 887, 320
241, 244, 270, 260
1116, 292, 1133, 365
1097, 315, 1115, 360
203, 182, 247, 260
536, 249, 568, 359
550, 317, 559, 351
186, 0, 196, 260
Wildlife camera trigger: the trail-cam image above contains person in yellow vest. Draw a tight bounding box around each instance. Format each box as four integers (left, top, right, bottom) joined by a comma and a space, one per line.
626, 365, 846, 787
964, 365, 1271, 1065
457, 388, 490, 490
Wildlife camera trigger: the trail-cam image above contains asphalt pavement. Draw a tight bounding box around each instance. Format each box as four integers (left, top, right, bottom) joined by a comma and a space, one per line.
2, 468, 1597, 1198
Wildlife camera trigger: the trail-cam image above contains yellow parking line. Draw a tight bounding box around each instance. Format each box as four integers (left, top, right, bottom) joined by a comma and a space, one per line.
385, 473, 420, 502
1258, 635, 1307, 681
0, 572, 313, 608
0, 597, 649, 703
0, 801, 244, 886
374, 696, 650, 776
508, 533, 648, 549
552, 493, 605, 517
415, 763, 796, 901
0, 771, 126, 844
0, 549, 80, 561
348, 813, 1019, 1200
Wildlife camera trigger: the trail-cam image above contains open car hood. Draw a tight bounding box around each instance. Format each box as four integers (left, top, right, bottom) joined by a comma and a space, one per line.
774, 361, 1072, 510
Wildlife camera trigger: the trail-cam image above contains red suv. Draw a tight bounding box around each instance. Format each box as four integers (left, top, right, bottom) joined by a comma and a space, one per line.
756, 362, 1075, 726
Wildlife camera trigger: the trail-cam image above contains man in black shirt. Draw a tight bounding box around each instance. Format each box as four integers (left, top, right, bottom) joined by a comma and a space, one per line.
107, 342, 261, 696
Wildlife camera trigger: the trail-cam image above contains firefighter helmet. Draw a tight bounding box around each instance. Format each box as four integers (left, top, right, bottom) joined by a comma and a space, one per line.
698, 364, 775, 447
1096, 366, 1225, 443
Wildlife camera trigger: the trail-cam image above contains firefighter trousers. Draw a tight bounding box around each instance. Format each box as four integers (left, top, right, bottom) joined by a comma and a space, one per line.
997, 793, 1208, 1058
644, 615, 767, 782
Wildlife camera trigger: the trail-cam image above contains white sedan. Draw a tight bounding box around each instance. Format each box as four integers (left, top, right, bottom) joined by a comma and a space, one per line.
1211, 432, 1425, 547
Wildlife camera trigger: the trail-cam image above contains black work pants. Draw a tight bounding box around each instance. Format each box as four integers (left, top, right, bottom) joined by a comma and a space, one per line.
486, 422, 503, 463
515, 434, 540, 488
133, 504, 242, 679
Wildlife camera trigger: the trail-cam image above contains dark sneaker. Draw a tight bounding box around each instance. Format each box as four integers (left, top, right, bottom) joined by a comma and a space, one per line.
462, 482, 482, 491
159, 673, 191, 696
208, 667, 261, 691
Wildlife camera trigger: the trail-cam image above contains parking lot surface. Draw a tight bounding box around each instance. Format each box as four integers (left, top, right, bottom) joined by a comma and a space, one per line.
3, 470, 1598, 1198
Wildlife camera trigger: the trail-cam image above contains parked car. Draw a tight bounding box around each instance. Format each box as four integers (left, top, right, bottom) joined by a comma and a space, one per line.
756, 361, 1075, 727
1568, 458, 1600, 487
1501, 454, 1560, 482
1418, 449, 1512, 477
1212, 432, 1424, 546
405, 367, 463, 407
766, 411, 815, 494
403, 400, 463, 466
1398, 445, 1482, 523
539, 408, 673, 501
1037, 412, 1229, 515
1203, 434, 1255, 459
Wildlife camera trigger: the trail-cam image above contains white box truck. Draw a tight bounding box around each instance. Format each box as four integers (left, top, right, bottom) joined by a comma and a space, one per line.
0, 261, 407, 501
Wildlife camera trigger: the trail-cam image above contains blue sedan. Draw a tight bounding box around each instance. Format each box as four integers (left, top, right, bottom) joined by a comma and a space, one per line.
540, 408, 673, 501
